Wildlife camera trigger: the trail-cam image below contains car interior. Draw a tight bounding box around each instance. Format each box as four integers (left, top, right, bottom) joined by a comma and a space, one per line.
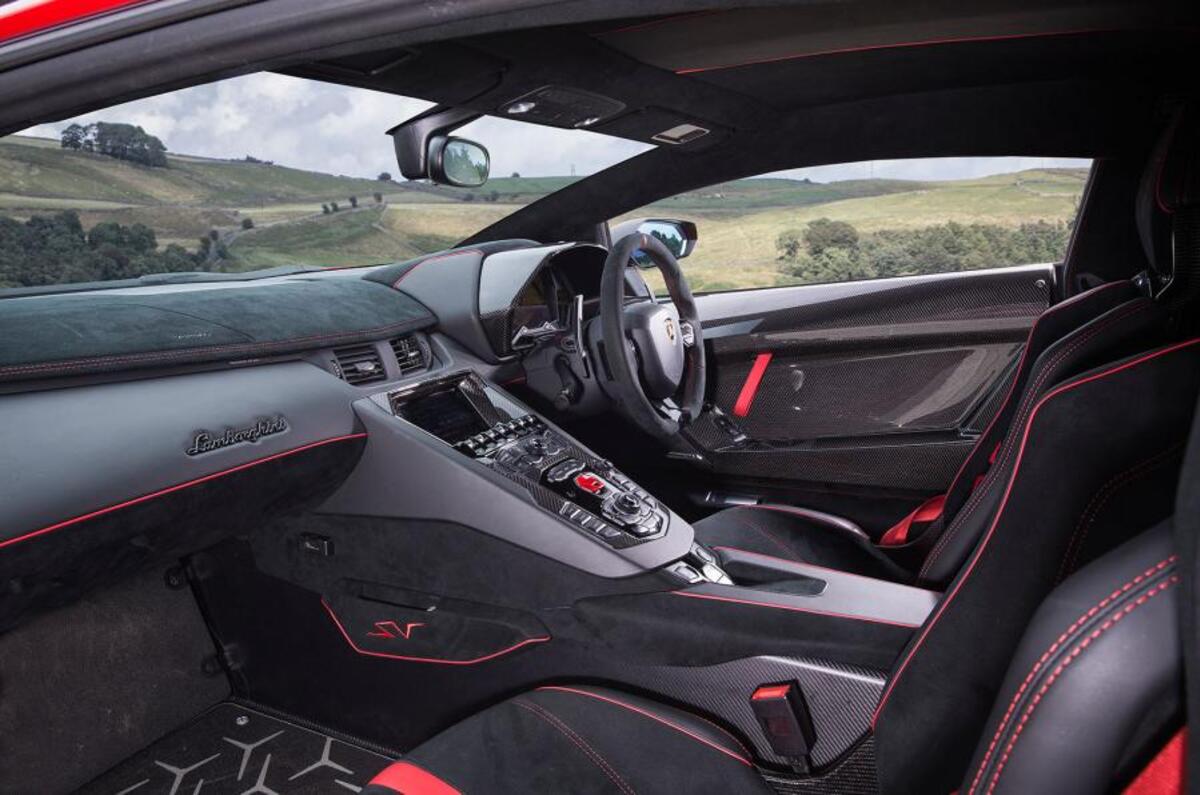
1, 1, 1199, 793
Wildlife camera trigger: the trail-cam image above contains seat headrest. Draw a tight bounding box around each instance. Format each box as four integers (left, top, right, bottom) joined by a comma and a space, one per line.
1136, 105, 1200, 281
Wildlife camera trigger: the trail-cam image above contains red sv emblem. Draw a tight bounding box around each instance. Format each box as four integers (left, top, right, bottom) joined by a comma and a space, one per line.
366, 620, 425, 640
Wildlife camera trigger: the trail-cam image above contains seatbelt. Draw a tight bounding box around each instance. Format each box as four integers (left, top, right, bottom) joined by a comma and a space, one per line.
879, 444, 1001, 547
879, 494, 947, 546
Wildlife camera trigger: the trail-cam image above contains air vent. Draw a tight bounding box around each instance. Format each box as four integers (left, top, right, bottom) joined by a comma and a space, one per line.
390, 334, 428, 376
332, 344, 387, 386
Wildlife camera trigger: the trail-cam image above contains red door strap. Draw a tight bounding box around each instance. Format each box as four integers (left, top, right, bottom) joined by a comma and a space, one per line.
879, 494, 946, 546
733, 353, 772, 417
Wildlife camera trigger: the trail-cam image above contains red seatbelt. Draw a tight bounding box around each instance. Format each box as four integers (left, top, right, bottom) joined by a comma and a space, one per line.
879, 494, 946, 546
883, 442, 1002, 547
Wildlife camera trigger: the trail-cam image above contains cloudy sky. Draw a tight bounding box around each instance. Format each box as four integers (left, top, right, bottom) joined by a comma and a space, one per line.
22, 72, 1088, 183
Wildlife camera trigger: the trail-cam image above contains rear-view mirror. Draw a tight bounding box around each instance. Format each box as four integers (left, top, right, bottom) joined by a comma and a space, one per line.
429, 137, 490, 188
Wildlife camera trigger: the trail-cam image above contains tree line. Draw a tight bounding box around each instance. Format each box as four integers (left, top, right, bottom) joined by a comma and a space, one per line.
776, 217, 1071, 283
60, 122, 169, 168
0, 211, 204, 288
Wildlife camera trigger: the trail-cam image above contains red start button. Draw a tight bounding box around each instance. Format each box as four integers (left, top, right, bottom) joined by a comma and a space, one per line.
573, 473, 606, 495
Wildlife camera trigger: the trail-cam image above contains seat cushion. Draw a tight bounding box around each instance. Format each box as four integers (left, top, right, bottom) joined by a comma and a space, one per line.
693, 505, 906, 581
365, 685, 773, 795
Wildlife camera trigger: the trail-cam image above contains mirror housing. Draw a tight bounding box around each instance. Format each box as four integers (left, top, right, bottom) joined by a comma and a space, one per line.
610, 218, 698, 267
429, 136, 490, 187
387, 105, 485, 185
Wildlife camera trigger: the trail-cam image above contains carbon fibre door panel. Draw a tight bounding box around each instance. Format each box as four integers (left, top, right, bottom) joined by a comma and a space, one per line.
688, 264, 1052, 492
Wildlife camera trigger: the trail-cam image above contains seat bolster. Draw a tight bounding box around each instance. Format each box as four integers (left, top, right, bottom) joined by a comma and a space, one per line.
962, 521, 1182, 795
388, 685, 772, 795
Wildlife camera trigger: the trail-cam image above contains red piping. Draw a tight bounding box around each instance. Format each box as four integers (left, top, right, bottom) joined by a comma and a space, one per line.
872, 337, 1200, 727
598, 9, 721, 36
321, 599, 549, 665
0, 433, 368, 552
940, 280, 1130, 500
392, 249, 483, 288
675, 28, 1124, 75
732, 352, 772, 417
671, 589, 921, 628
711, 545, 934, 588
0, 0, 155, 44
538, 685, 753, 766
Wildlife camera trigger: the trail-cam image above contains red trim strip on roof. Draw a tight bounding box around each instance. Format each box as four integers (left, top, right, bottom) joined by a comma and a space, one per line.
675, 28, 1117, 75
0, 0, 155, 45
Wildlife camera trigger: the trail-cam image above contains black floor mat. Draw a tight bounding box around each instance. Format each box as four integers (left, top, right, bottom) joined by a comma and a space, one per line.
78, 703, 394, 794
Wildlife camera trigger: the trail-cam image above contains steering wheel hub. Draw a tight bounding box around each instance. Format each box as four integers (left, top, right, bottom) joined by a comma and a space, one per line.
592, 233, 706, 440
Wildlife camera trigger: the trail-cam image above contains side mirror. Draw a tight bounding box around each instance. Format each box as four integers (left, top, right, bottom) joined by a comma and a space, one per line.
429, 136, 490, 187
610, 218, 698, 267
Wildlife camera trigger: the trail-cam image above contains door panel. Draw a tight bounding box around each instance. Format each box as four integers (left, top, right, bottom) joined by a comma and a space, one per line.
687, 264, 1052, 493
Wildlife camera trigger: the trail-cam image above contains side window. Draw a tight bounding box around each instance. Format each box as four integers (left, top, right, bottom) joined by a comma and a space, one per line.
616, 157, 1091, 295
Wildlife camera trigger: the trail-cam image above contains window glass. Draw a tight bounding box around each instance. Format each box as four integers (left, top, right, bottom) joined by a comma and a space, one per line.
0, 72, 649, 290
616, 157, 1091, 295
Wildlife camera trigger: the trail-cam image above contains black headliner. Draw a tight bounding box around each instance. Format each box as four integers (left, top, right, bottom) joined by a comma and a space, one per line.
1, 0, 1196, 243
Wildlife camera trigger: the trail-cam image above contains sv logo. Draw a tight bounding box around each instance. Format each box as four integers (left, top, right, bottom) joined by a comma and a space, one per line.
366, 620, 425, 640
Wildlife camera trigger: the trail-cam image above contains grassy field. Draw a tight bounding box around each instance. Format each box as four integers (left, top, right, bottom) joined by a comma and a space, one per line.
0, 134, 1088, 288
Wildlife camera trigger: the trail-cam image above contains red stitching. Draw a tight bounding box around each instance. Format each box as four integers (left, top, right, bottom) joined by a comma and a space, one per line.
919, 300, 1151, 579
538, 686, 753, 765
982, 575, 1180, 794
1056, 444, 1183, 581
725, 511, 803, 561
966, 556, 1177, 794
873, 337, 1200, 727
940, 281, 1130, 502
516, 700, 637, 795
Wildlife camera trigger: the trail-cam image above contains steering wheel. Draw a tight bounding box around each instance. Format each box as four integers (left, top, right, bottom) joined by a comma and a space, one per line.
596, 232, 706, 440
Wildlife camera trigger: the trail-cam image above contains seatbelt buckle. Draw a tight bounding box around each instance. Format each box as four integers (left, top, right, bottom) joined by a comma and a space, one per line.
750, 682, 816, 771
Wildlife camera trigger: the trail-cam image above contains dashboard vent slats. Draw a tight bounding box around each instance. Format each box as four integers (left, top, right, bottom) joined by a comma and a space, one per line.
390, 334, 427, 376
332, 344, 387, 386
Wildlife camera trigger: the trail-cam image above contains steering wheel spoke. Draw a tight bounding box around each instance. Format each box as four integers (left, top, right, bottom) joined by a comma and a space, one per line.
599, 233, 706, 440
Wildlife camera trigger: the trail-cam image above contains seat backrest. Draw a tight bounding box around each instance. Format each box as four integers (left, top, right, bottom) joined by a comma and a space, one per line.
960, 518, 1182, 795
872, 106, 1200, 795
912, 292, 1168, 585
932, 277, 1138, 528
872, 338, 1199, 793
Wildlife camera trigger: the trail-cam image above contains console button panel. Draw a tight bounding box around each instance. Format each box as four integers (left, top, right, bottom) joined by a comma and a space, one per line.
455, 415, 669, 548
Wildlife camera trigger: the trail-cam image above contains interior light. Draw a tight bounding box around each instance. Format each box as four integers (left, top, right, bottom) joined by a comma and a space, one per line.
506, 101, 537, 115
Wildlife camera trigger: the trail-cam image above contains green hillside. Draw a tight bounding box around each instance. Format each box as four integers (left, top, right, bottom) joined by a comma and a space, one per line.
0, 133, 1090, 289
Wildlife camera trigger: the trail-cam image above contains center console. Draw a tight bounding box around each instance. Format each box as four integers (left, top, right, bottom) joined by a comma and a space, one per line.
388, 371, 673, 551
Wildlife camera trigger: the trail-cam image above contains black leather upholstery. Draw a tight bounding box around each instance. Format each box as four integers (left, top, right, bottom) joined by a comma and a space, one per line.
872, 337, 1199, 793
961, 520, 1182, 795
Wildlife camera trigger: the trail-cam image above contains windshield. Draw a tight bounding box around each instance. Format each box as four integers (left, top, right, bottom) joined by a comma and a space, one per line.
0, 73, 650, 291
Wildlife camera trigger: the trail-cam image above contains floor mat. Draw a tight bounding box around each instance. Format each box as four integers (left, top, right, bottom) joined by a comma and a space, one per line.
78, 703, 394, 794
